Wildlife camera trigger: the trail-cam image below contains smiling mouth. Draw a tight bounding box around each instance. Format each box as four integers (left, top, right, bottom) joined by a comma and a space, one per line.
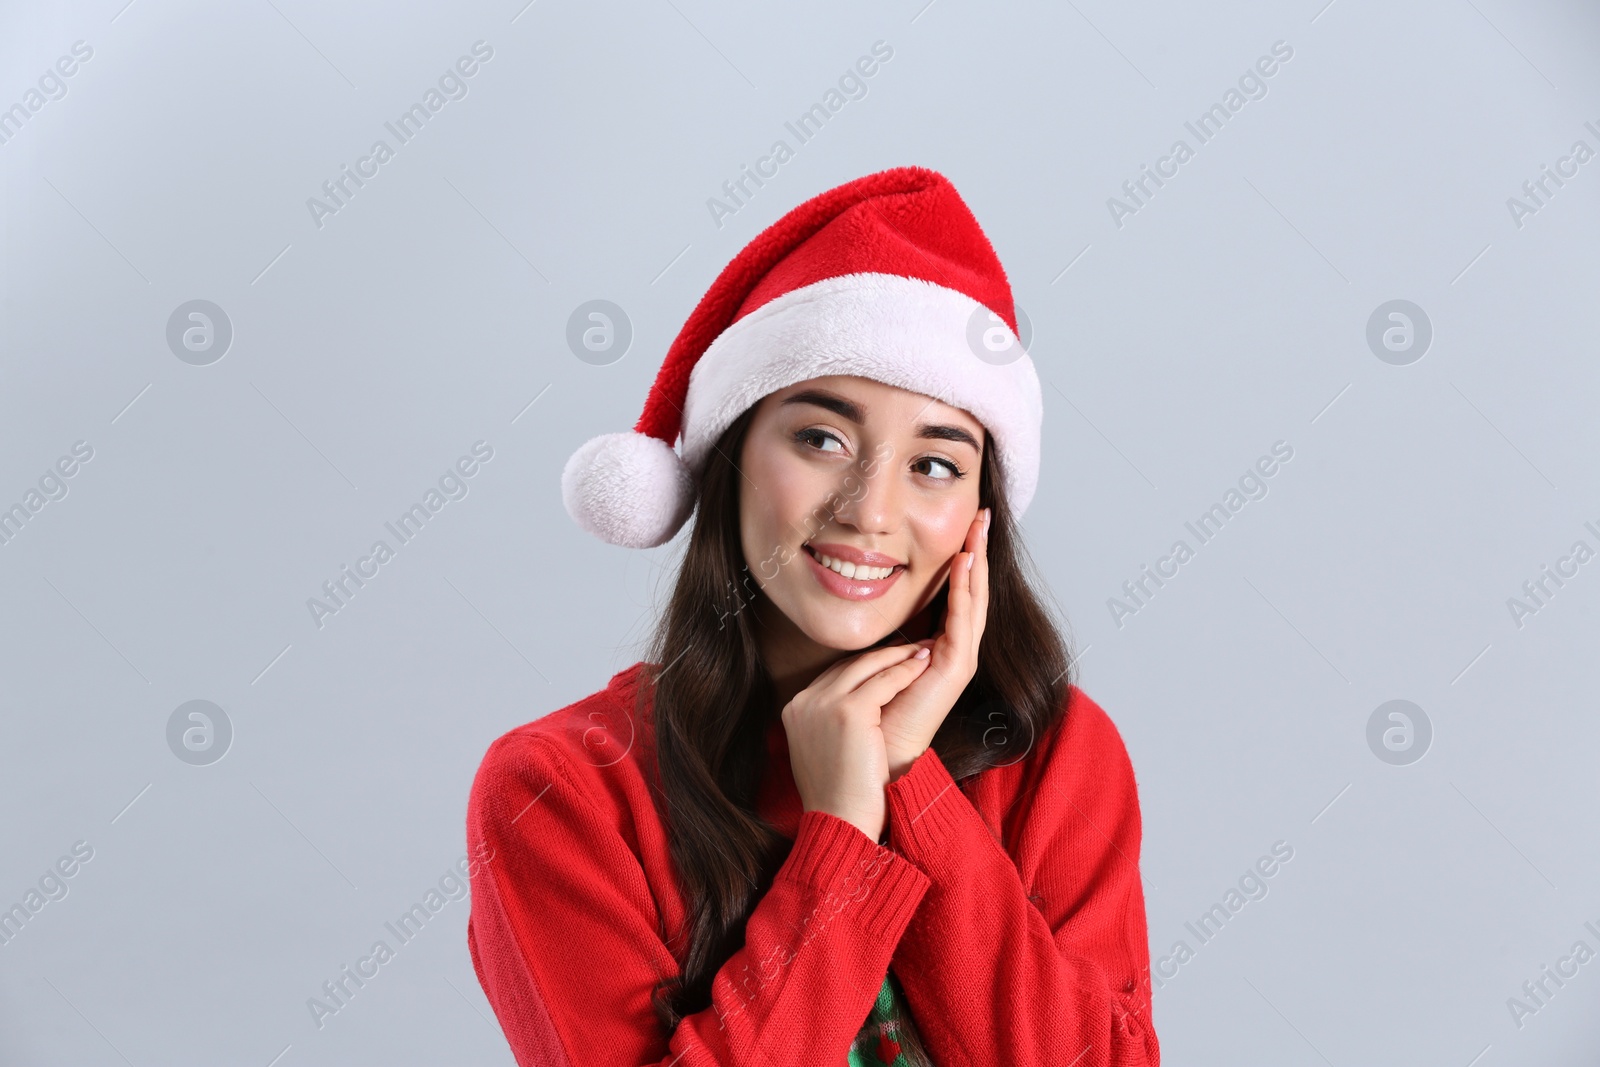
802, 543, 905, 582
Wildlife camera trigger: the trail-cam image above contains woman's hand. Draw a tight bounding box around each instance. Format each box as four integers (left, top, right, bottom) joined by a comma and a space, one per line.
783, 643, 933, 843
879, 507, 991, 781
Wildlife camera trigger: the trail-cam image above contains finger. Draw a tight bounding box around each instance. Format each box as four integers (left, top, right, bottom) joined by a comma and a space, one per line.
852, 649, 933, 707
944, 549, 971, 652
965, 508, 984, 554
973, 509, 990, 643
802, 645, 896, 697
827, 642, 926, 694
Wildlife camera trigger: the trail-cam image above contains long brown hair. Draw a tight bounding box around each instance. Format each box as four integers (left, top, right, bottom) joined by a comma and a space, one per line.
632, 397, 1076, 1044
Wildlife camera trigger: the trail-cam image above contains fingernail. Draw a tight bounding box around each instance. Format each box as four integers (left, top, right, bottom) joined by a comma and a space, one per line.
966, 553, 975, 571
915, 646, 930, 659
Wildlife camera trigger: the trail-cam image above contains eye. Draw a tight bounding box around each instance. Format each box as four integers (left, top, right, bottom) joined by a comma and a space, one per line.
796, 429, 967, 481
914, 455, 967, 481
793, 427, 846, 455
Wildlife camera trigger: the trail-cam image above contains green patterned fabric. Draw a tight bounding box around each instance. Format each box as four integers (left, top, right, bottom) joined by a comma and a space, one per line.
847, 970, 927, 1065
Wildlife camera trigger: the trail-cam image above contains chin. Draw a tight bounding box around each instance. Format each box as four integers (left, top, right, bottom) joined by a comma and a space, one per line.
798, 608, 904, 652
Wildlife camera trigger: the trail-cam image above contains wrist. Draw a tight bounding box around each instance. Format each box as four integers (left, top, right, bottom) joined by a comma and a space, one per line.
804, 802, 885, 845
886, 749, 923, 784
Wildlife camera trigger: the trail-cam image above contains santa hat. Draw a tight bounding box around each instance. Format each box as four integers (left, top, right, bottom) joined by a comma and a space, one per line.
561, 165, 1042, 549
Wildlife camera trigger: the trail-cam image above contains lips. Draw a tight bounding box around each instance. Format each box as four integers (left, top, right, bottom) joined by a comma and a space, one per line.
804, 542, 905, 569
801, 543, 906, 601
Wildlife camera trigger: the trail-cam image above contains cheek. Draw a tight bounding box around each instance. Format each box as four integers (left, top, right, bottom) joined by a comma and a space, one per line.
740, 448, 813, 560
914, 496, 975, 558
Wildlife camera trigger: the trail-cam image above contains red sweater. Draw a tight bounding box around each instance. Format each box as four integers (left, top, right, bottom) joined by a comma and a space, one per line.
465, 662, 1160, 1066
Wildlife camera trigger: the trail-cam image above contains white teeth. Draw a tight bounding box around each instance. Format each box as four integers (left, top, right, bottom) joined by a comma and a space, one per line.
809, 547, 896, 581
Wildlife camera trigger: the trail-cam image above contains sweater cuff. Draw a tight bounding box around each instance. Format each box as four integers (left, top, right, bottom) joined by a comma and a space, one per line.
884, 745, 969, 866
776, 808, 932, 945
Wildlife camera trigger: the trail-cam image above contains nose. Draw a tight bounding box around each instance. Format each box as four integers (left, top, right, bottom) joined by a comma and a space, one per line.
831, 452, 900, 535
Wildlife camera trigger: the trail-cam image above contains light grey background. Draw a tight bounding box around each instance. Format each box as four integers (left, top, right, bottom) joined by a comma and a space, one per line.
2, 0, 1597, 1063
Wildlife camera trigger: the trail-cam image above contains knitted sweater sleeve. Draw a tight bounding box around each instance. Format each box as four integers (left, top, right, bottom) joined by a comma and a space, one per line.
465, 730, 933, 1067
883, 689, 1160, 1066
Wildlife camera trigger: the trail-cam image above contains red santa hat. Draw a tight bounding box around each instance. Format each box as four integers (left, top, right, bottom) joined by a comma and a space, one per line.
561, 165, 1042, 549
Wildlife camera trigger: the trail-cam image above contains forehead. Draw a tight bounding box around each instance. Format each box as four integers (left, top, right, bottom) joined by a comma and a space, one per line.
764, 375, 984, 434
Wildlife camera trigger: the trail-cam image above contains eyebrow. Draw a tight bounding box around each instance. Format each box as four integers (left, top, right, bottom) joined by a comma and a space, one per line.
780, 389, 983, 453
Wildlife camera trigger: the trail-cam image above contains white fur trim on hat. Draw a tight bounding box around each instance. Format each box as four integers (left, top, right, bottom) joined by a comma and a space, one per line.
681, 272, 1042, 514
560, 430, 695, 549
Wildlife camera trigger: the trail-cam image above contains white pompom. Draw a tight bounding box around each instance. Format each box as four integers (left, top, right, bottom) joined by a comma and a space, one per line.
560, 431, 695, 548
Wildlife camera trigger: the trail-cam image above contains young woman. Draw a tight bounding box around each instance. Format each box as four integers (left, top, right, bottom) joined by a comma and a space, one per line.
466, 167, 1160, 1066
